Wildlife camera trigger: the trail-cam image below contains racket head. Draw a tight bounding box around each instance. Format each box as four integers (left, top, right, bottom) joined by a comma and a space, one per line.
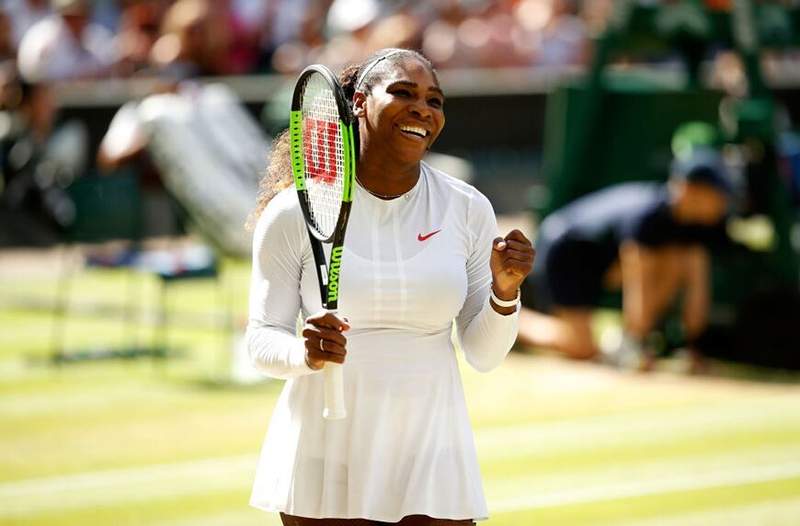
290, 64, 356, 243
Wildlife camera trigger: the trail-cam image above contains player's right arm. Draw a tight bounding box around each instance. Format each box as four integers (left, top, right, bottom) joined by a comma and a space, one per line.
246, 190, 320, 379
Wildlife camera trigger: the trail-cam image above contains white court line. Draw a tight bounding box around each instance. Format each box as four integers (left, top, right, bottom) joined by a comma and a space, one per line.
0, 455, 255, 498
490, 461, 800, 513
3, 451, 800, 519
616, 497, 800, 526
2, 395, 800, 518
156, 508, 281, 526
477, 394, 800, 460
0, 455, 257, 517
485, 444, 800, 497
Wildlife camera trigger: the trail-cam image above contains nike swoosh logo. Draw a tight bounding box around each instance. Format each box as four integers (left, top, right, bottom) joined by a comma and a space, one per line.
417, 229, 442, 242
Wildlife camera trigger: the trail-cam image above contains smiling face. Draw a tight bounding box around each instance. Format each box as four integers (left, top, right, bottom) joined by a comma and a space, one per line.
353, 57, 445, 166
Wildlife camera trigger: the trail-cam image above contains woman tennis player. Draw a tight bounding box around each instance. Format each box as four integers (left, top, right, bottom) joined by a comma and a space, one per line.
247, 48, 534, 526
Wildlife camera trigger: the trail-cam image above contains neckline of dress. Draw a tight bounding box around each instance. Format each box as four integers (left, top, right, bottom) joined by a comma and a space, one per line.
356, 165, 426, 204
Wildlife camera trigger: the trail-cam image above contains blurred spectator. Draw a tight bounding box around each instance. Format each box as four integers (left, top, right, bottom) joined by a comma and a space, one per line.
518, 141, 734, 372
266, 0, 331, 74
363, 7, 422, 59
420, 1, 462, 68
534, 0, 588, 67
0, 7, 17, 64
261, 0, 325, 73
89, 0, 122, 33
99, 78, 268, 249
233, 0, 271, 33
149, 0, 210, 78
0, 0, 603, 79
206, 0, 262, 75
0, 63, 85, 246
150, 0, 259, 77
17, 0, 116, 82
454, 0, 527, 68
315, 0, 380, 70
114, 0, 168, 77
4, 0, 51, 47
580, 0, 613, 38
419, 0, 593, 70
96, 78, 183, 237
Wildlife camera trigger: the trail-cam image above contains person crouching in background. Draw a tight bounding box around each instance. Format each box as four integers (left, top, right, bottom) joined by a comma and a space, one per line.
518, 141, 733, 372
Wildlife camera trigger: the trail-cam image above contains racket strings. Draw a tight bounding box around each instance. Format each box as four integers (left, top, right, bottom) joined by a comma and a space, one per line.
301, 74, 345, 239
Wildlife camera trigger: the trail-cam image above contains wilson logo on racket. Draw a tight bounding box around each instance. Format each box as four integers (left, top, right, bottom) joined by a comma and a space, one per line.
326, 246, 344, 303
304, 118, 339, 184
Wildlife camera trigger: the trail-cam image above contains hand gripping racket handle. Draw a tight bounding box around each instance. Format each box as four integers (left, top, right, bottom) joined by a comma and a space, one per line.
322, 308, 346, 420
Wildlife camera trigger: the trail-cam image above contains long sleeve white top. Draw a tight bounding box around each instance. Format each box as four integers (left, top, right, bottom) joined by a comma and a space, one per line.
247, 162, 519, 522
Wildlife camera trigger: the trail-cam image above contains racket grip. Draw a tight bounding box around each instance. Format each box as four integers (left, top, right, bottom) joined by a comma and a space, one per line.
323, 363, 346, 419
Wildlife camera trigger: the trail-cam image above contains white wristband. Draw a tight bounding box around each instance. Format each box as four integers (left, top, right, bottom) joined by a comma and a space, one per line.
490, 288, 520, 308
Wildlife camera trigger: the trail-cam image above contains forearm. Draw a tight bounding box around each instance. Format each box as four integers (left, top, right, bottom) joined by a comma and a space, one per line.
489, 282, 519, 316
620, 242, 651, 339
459, 297, 519, 373
681, 247, 710, 340
457, 192, 527, 372
246, 321, 316, 379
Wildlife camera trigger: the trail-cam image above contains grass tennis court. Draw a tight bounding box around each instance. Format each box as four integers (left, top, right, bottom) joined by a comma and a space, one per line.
2, 249, 800, 525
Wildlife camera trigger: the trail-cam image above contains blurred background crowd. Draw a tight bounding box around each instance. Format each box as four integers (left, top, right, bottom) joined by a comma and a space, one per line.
0, 0, 596, 82
0, 0, 608, 251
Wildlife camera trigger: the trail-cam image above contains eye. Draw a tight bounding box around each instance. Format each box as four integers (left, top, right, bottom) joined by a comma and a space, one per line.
428, 97, 444, 109
392, 88, 412, 98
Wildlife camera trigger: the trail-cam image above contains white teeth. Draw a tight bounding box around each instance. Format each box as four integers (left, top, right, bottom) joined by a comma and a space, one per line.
400, 125, 427, 137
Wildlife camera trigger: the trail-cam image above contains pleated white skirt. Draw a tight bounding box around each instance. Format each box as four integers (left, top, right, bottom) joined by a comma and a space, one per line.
250, 329, 488, 523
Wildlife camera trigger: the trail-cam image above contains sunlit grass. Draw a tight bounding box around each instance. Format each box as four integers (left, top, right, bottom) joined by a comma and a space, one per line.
2, 253, 800, 525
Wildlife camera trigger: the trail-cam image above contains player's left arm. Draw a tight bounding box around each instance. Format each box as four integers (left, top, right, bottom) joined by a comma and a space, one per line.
455, 193, 534, 372
489, 229, 535, 315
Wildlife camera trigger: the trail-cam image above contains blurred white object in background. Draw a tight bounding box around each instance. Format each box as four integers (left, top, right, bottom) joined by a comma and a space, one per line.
135, 243, 216, 277
99, 101, 145, 161
424, 151, 474, 184
5, 0, 52, 46
45, 120, 88, 183
17, 1, 116, 82
727, 215, 776, 252
327, 0, 379, 34
138, 83, 270, 258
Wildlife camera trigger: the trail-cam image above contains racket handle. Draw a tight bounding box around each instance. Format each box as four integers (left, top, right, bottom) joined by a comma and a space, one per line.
323, 363, 346, 419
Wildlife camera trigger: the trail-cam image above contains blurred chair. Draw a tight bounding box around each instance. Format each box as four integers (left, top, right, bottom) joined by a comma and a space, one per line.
50, 168, 145, 363
135, 243, 230, 362
51, 169, 232, 365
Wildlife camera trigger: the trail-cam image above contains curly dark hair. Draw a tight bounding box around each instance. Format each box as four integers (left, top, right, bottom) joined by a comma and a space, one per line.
247, 48, 437, 229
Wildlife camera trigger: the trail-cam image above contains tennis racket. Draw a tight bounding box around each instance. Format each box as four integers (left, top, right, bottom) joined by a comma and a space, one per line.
290, 64, 356, 420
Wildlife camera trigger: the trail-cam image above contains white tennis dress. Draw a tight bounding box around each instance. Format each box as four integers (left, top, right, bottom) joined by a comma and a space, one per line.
247, 162, 519, 522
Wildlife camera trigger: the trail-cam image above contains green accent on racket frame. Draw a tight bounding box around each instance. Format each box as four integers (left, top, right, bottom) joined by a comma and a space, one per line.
340, 122, 354, 203
289, 110, 305, 191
